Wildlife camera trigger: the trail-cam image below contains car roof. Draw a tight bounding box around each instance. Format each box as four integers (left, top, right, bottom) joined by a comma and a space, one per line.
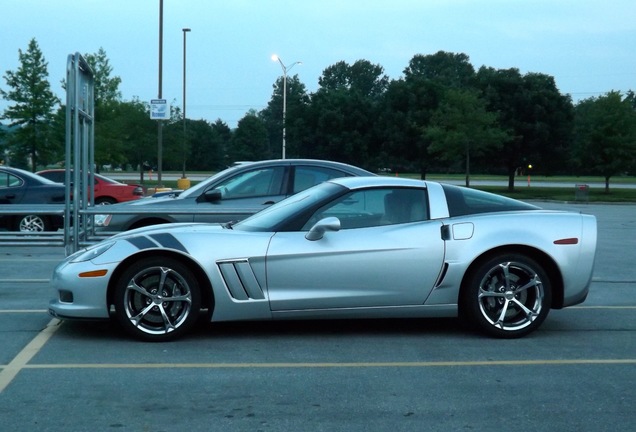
1, 166, 59, 185
229, 159, 375, 175
329, 176, 428, 189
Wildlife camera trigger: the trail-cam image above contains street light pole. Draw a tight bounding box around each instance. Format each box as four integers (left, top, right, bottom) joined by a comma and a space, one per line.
271, 55, 301, 160
181, 28, 191, 179
157, 0, 164, 187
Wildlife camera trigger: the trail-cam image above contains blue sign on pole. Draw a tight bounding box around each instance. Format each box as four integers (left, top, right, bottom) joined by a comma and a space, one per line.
150, 99, 169, 120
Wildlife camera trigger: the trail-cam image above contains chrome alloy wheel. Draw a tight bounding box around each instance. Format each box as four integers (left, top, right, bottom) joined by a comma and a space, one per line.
123, 265, 193, 336
19, 214, 46, 232
477, 261, 544, 332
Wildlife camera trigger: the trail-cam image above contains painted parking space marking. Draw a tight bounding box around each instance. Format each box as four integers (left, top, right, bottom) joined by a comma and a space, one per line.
0, 318, 61, 393
17, 358, 636, 369
0, 305, 634, 394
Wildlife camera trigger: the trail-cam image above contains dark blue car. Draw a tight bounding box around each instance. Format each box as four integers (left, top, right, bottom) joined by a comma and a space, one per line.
0, 166, 65, 232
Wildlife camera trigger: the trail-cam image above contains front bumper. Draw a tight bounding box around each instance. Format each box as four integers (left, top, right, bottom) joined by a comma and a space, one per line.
48, 259, 115, 320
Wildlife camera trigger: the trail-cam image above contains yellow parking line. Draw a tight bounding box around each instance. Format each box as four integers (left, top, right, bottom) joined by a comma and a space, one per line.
0, 319, 61, 393
15, 359, 636, 369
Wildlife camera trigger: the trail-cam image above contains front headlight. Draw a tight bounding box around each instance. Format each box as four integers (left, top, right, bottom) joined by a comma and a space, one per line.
70, 242, 115, 263
94, 214, 112, 227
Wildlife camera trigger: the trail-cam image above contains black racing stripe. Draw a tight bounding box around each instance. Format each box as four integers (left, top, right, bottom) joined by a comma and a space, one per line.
150, 233, 188, 253
126, 236, 157, 250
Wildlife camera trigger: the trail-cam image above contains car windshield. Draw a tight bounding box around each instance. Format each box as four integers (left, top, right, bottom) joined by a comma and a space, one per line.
176, 165, 241, 199
234, 182, 345, 232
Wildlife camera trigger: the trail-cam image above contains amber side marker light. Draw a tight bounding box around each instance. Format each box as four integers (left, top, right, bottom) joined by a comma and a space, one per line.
554, 238, 579, 245
79, 269, 109, 278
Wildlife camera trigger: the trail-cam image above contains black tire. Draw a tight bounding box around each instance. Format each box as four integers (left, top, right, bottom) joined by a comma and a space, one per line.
113, 257, 201, 341
15, 214, 50, 232
461, 254, 552, 338
95, 197, 117, 205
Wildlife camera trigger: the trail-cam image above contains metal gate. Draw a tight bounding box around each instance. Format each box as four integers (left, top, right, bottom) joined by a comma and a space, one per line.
64, 52, 95, 255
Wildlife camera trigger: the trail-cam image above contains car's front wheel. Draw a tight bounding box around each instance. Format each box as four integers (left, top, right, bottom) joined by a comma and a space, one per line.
16, 214, 50, 232
461, 254, 552, 338
113, 257, 201, 341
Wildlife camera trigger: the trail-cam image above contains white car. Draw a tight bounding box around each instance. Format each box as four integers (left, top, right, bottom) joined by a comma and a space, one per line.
49, 176, 597, 341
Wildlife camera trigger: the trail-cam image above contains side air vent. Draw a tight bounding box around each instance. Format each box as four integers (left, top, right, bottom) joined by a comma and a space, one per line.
218, 260, 265, 301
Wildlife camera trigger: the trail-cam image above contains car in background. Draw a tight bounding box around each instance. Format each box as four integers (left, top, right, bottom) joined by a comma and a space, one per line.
49, 176, 597, 341
0, 166, 65, 232
37, 169, 145, 205
93, 159, 374, 233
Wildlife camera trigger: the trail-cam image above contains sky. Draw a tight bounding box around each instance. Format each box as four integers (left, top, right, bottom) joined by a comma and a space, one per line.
1, 0, 636, 128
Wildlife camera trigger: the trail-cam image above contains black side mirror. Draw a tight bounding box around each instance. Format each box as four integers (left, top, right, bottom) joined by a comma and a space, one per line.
198, 188, 223, 203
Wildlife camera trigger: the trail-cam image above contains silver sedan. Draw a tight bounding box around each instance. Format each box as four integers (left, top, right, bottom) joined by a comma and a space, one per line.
93, 159, 374, 233
49, 176, 597, 341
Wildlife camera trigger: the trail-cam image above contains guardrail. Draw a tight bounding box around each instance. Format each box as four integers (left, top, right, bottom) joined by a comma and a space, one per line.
0, 205, 67, 246
0, 204, 259, 251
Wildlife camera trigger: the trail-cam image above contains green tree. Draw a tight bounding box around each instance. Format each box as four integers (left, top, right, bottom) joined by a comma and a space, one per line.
572, 91, 636, 192
230, 111, 269, 161
302, 60, 388, 167
181, 120, 221, 172
0, 38, 60, 171
382, 51, 476, 178
102, 99, 155, 181
260, 74, 309, 158
476, 67, 573, 190
425, 88, 508, 186
404, 51, 475, 88
210, 119, 233, 169
84, 47, 122, 107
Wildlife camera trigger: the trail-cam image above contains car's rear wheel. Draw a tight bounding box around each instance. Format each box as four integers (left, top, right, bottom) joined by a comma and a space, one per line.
113, 257, 201, 341
16, 214, 50, 232
461, 254, 552, 338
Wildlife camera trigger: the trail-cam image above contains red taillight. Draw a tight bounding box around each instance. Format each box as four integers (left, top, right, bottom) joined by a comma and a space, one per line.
554, 238, 579, 245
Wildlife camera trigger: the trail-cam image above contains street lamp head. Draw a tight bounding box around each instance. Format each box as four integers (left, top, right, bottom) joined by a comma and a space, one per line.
183, 28, 191, 32
271, 54, 279, 62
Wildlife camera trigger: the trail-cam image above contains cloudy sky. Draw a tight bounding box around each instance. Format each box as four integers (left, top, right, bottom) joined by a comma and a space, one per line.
1, 0, 635, 127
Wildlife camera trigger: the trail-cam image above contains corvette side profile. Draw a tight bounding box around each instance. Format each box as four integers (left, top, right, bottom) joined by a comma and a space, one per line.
49, 176, 597, 341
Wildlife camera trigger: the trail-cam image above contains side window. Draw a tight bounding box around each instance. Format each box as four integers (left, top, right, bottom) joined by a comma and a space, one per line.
292, 166, 350, 194
303, 187, 428, 230
214, 167, 285, 200
48, 172, 65, 183
1, 173, 22, 188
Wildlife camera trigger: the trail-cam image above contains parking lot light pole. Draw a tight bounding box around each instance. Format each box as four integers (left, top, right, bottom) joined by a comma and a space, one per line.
181, 28, 191, 182
271, 55, 301, 160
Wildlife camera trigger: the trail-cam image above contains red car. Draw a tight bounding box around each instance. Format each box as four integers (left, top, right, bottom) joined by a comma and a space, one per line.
36, 169, 145, 204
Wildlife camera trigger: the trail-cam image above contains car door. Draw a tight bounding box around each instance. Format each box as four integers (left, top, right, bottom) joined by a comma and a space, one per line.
265, 187, 445, 311
0, 171, 26, 204
193, 166, 286, 223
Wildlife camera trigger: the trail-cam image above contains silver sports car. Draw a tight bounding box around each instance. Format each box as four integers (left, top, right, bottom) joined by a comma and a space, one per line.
49, 176, 597, 341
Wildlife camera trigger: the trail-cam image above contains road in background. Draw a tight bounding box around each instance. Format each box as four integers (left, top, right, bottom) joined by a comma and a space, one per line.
106, 171, 636, 189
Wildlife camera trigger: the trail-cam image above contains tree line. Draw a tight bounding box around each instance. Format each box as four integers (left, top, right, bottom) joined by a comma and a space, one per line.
2, 39, 636, 191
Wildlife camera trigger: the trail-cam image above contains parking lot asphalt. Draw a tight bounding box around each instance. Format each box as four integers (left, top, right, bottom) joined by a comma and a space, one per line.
0, 201, 634, 432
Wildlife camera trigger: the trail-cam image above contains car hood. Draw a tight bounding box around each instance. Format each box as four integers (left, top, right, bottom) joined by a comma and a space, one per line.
109, 222, 223, 241
94, 221, 274, 265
